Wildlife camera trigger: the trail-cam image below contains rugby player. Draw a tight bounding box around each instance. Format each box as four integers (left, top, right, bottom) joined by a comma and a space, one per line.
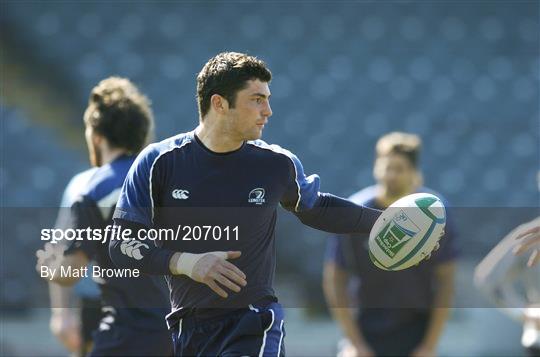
475, 217, 540, 355
36, 77, 172, 356
323, 132, 458, 357
513, 221, 540, 267
48, 167, 101, 356
109, 52, 383, 356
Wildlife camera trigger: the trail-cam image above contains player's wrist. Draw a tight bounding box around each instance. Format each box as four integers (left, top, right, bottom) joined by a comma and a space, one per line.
174, 252, 201, 277
169, 252, 183, 275
170, 251, 229, 277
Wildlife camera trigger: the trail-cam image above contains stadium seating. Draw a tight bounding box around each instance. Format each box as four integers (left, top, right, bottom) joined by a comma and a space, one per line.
1, 1, 538, 308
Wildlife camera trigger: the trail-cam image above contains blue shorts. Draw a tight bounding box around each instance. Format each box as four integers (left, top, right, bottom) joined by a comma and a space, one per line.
171, 302, 286, 357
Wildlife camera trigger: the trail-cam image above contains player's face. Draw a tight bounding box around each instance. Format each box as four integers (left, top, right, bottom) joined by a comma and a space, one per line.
227, 79, 272, 141
374, 153, 417, 196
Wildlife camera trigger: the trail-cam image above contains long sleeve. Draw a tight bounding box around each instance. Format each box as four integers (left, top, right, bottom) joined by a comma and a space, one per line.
277, 147, 381, 234
294, 193, 382, 234
109, 218, 175, 275
109, 144, 175, 274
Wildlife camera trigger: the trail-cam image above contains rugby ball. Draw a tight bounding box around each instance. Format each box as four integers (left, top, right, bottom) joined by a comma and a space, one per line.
368, 193, 446, 271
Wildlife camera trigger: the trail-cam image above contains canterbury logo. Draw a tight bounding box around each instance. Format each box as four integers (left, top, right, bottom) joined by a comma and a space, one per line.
172, 189, 189, 200
120, 240, 149, 260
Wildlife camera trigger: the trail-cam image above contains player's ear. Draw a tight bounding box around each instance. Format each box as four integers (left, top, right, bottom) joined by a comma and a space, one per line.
373, 157, 383, 181
414, 171, 424, 187
92, 131, 104, 147
210, 94, 229, 114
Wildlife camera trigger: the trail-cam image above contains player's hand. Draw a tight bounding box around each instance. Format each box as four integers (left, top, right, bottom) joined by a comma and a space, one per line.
50, 309, 82, 353
422, 230, 444, 262
524, 305, 540, 332
415, 235, 442, 266
424, 241, 440, 260
512, 224, 540, 267
192, 251, 247, 298
36, 243, 64, 275
172, 251, 247, 298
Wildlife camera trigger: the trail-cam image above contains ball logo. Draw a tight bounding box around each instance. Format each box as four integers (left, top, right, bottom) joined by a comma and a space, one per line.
248, 188, 266, 205
369, 193, 446, 271
172, 189, 189, 200
375, 210, 420, 258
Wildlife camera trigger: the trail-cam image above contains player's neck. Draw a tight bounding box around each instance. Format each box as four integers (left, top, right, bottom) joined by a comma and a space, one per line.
100, 148, 128, 165
195, 123, 243, 153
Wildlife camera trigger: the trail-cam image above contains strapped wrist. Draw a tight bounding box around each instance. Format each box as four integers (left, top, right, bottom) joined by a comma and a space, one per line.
174, 251, 228, 277
175, 252, 201, 277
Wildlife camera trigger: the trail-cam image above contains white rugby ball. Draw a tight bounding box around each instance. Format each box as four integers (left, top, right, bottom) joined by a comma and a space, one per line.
368, 193, 446, 271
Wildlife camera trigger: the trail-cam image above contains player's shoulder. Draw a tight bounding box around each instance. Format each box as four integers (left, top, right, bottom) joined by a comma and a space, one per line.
348, 185, 378, 205
61, 167, 99, 207
135, 131, 195, 166
149, 131, 194, 156
246, 139, 300, 162
69, 167, 99, 186
84, 156, 135, 202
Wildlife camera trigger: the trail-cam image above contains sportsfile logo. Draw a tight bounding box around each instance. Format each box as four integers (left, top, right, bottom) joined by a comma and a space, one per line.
376, 210, 420, 258
172, 189, 189, 200
248, 188, 266, 205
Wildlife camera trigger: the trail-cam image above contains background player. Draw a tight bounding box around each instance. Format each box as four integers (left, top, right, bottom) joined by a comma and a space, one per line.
323, 132, 458, 357
475, 217, 540, 356
48, 167, 101, 356
36, 77, 172, 356
513, 220, 540, 267
109, 52, 387, 356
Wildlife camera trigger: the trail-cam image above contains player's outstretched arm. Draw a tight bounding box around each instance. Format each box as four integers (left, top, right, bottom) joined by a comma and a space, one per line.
513, 222, 540, 267
109, 219, 247, 297
48, 285, 82, 353
293, 193, 382, 234
279, 149, 382, 234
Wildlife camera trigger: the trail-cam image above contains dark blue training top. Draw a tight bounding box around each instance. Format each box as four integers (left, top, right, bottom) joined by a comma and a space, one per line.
111, 131, 381, 327
325, 185, 459, 332
56, 168, 100, 299
64, 155, 170, 330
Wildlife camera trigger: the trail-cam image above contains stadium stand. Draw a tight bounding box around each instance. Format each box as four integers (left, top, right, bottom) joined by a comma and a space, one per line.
1, 1, 538, 310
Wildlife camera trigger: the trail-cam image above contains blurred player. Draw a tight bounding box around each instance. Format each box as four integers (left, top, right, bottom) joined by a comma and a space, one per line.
109, 52, 384, 356
475, 217, 540, 356
49, 167, 101, 356
513, 221, 540, 267
323, 132, 458, 357
37, 77, 172, 356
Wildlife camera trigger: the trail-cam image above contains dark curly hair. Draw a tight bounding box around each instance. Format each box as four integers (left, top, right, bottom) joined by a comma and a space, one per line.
84, 77, 154, 154
196, 52, 272, 119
